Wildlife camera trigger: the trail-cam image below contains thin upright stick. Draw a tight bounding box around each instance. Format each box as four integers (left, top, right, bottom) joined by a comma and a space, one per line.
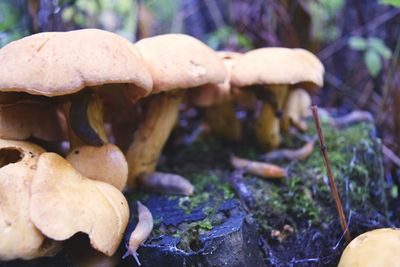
311, 106, 351, 243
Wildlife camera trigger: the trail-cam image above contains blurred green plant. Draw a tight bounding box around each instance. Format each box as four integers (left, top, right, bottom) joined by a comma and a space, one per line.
0, 1, 28, 47
62, 0, 137, 40
206, 26, 253, 50
145, 0, 179, 33
349, 36, 392, 77
379, 0, 400, 7
308, 0, 345, 42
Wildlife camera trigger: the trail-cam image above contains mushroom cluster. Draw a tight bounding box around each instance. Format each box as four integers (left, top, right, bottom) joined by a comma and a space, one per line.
0, 28, 325, 263
0, 29, 150, 260
231, 48, 324, 151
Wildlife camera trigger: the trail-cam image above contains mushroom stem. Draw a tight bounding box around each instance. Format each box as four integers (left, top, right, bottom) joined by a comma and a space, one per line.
254, 84, 288, 151
203, 101, 242, 141
267, 84, 288, 116
126, 91, 183, 188
255, 102, 281, 151
65, 90, 108, 150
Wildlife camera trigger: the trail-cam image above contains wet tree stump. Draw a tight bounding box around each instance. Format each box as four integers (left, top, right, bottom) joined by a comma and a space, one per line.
121, 119, 390, 267
1, 118, 391, 267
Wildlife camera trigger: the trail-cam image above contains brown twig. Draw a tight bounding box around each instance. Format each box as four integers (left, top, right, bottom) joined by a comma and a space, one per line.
311, 106, 351, 243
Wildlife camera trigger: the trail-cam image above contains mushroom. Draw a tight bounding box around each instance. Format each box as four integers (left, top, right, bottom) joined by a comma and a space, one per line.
338, 228, 400, 267
29, 152, 129, 256
0, 139, 60, 260
126, 34, 226, 188
281, 88, 312, 131
231, 48, 324, 151
188, 51, 242, 141
0, 29, 153, 189
66, 144, 128, 191
0, 101, 64, 142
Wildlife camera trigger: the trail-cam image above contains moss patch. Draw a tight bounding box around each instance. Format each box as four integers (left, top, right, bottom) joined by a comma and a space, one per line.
128, 119, 387, 255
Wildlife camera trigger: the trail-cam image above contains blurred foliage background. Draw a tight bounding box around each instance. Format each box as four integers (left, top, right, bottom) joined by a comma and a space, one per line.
0, 0, 399, 182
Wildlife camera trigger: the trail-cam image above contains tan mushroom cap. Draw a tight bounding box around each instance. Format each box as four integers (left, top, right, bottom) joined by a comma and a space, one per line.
338, 228, 400, 267
0, 139, 60, 260
66, 144, 128, 191
189, 51, 242, 107
0, 29, 152, 98
231, 47, 324, 90
135, 34, 227, 93
30, 152, 129, 256
0, 102, 64, 142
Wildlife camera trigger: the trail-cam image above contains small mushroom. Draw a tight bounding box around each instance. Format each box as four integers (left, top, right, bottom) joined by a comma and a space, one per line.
0, 139, 60, 260
338, 228, 400, 267
232, 48, 324, 151
126, 34, 226, 188
66, 144, 128, 191
30, 152, 129, 256
188, 51, 242, 141
281, 88, 312, 131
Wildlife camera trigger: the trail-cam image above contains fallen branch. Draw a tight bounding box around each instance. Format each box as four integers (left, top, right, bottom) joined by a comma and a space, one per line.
311, 106, 351, 243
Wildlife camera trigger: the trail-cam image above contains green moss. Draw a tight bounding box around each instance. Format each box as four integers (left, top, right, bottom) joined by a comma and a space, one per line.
139, 120, 386, 250
197, 220, 213, 230
246, 121, 386, 234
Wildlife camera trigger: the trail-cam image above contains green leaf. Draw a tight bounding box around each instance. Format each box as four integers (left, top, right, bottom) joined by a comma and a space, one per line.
368, 37, 392, 59
364, 49, 382, 77
379, 0, 400, 7
348, 37, 367, 51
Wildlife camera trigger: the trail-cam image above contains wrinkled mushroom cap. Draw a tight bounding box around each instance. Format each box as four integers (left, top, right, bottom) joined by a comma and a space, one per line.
231, 47, 324, 90
30, 152, 129, 256
0, 29, 152, 99
188, 51, 242, 107
338, 228, 400, 267
0, 139, 60, 260
66, 144, 128, 191
135, 34, 227, 93
0, 102, 64, 142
